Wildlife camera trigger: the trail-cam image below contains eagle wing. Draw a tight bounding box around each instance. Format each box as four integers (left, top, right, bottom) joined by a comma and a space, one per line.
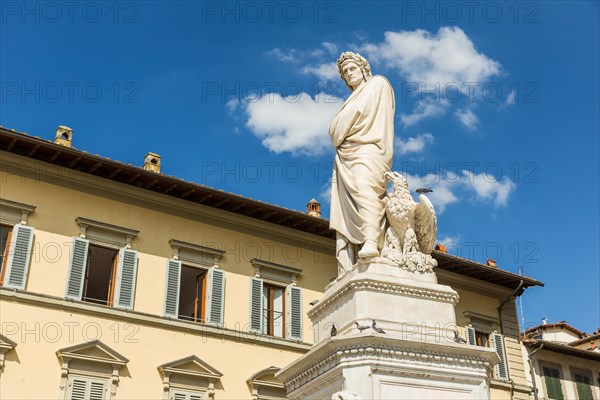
414, 194, 437, 254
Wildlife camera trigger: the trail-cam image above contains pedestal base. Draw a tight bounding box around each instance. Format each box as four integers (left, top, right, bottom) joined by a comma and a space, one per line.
277, 261, 499, 399
277, 334, 498, 400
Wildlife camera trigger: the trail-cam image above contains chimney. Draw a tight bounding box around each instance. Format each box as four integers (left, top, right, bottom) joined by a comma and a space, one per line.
143, 152, 161, 173
54, 126, 73, 147
307, 198, 321, 217
434, 243, 447, 253
486, 259, 497, 268
542, 318, 548, 325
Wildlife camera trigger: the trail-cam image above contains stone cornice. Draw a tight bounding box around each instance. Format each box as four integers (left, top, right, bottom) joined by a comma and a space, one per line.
308, 278, 459, 319
278, 335, 499, 392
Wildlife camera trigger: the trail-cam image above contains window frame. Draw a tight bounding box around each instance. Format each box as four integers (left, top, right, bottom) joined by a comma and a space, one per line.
571, 367, 594, 400
65, 236, 139, 310
56, 340, 128, 400
262, 282, 286, 338
539, 360, 565, 400
66, 374, 109, 400
177, 264, 209, 323
0, 224, 13, 285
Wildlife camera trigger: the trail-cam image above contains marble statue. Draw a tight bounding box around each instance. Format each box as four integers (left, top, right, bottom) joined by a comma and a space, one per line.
329, 52, 395, 275
381, 171, 438, 272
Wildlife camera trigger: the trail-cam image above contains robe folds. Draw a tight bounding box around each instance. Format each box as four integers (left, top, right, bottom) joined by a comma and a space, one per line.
328, 75, 395, 251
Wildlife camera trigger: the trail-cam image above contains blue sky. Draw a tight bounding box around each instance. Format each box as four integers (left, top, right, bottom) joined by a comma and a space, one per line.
1, 1, 598, 334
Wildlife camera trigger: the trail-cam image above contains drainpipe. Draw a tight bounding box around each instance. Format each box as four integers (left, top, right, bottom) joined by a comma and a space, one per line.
527, 342, 544, 400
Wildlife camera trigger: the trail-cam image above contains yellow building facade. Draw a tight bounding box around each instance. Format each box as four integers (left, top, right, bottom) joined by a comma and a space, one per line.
0, 126, 543, 399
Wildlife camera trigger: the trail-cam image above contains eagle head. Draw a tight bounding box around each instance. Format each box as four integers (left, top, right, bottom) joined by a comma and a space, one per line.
385, 171, 408, 189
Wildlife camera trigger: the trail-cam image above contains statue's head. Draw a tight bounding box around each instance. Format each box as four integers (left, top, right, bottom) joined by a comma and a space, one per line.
336, 51, 372, 91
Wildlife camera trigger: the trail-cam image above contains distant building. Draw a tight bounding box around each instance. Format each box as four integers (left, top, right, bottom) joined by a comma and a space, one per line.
522, 321, 600, 400
0, 126, 544, 399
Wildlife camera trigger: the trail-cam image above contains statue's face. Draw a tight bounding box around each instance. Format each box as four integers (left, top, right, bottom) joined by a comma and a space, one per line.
341, 61, 365, 89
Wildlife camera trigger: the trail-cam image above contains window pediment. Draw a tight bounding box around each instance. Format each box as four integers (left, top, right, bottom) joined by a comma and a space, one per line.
247, 366, 286, 400
158, 355, 222, 400
76, 217, 138, 248
251, 259, 301, 285
0, 333, 17, 371
56, 340, 129, 400
56, 340, 129, 367
0, 198, 36, 225
159, 355, 222, 380
169, 240, 224, 267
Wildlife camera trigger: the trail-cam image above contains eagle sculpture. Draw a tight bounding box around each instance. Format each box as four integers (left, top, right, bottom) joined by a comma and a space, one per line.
382, 172, 437, 271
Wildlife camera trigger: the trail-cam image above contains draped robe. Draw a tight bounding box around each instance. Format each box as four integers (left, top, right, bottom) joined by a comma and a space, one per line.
328, 75, 395, 269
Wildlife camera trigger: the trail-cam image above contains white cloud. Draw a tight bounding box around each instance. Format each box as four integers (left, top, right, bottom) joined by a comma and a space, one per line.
243, 92, 343, 156
319, 184, 332, 205
395, 133, 434, 155
400, 101, 446, 127
504, 89, 516, 107
225, 98, 240, 114
361, 27, 501, 89
301, 62, 339, 80
266, 48, 299, 63
454, 108, 479, 130
462, 170, 516, 206
322, 42, 338, 54
388, 169, 515, 214
437, 233, 461, 248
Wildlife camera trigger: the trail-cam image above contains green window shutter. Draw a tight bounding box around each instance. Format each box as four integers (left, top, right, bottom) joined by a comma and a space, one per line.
249, 277, 263, 333
114, 248, 138, 310
206, 267, 225, 325
65, 237, 89, 300
3, 224, 34, 289
466, 325, 476, 346
574, 373, 593, 400
286, 285, 302, 340
491, 332, 509, 380
164, 259, 182, 318
543, 367, 564, 400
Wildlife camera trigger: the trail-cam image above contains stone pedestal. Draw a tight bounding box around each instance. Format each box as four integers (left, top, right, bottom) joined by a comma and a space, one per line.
277, 261, 499, 399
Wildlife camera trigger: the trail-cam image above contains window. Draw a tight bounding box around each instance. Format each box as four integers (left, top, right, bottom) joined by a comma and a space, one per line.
249, 258, 303, 340
56, 340, 128, 400
163, 260, 225, 325
171, 389, 205, 400
65, 237, 138, 310
263, 283, 285, 337
82, 244, 119, 305
250, 277, 302, 340
158, 355, 222, 400
67, 376, 107, 400
0, 224, 35, 289
572, 369, 594, 400
466, 324, 509, 380
246, 366, 287, 400
541, 364, 564, 400
178, 265, 207, 322
0, 225, 12, 283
